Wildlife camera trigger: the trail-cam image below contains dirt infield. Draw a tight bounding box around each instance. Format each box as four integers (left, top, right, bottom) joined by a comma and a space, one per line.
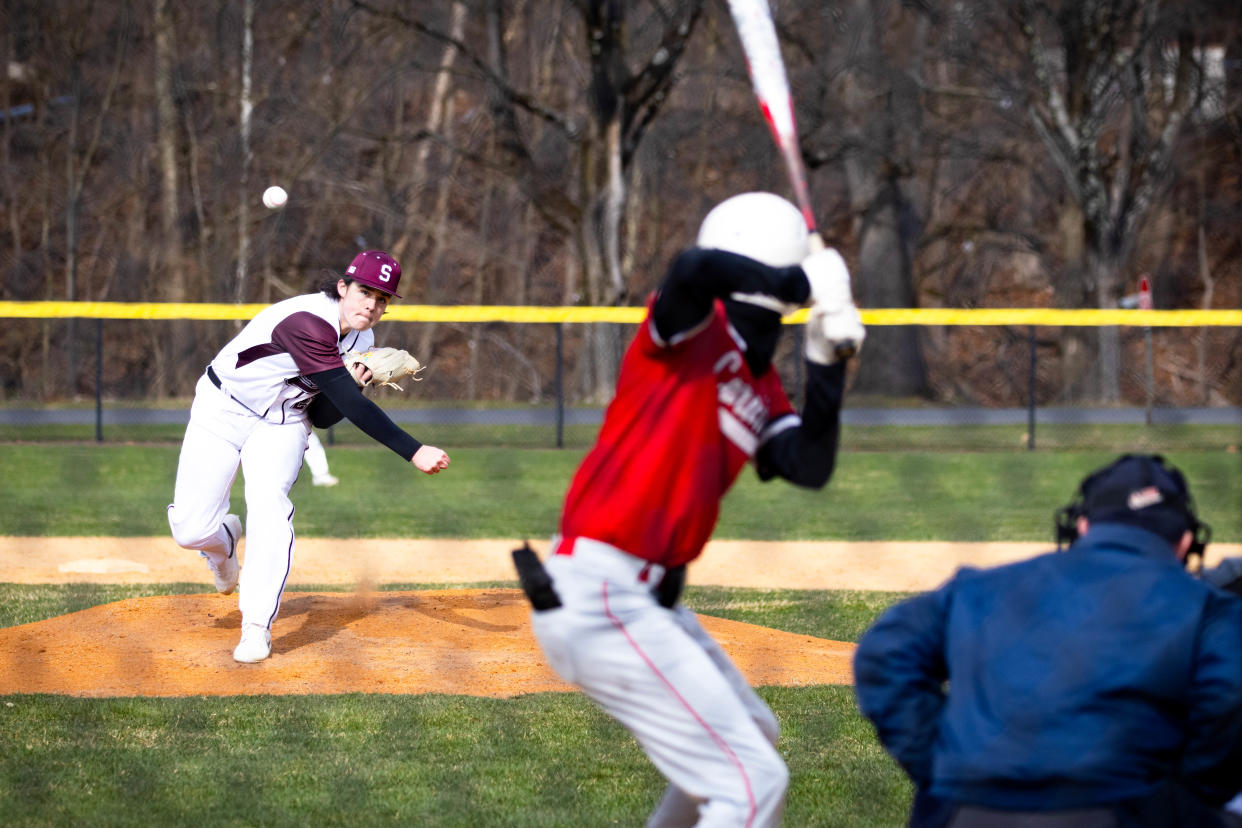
0, 589, 855, 697
5, 537, 1238, 697
1, 536, 1075, 590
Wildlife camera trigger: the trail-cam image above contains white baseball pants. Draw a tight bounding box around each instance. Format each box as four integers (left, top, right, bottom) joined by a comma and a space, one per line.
167, 374, 309, 632
531, 537, 787, 828
304, 430, 331, 478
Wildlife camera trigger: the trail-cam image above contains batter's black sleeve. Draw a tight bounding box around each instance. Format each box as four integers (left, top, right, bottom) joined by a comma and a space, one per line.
651, 248, 810, 343
755, 361, 845, 488
306, 367, 422, 461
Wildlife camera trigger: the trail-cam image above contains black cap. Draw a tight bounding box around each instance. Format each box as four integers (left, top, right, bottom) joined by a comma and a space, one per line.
1077, 454, 1195, 544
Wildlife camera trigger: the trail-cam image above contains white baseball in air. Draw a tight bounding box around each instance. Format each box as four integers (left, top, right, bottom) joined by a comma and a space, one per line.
262, 185, 288, 210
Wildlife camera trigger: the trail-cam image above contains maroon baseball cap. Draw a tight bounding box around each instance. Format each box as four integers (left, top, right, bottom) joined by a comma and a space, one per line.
346, 250, 402, 298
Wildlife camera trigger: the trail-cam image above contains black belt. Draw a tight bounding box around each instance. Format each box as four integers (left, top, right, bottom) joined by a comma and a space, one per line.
205, 364, 263, 417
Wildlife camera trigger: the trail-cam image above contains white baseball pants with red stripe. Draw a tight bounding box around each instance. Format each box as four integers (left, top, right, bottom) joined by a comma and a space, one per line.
531, 537, 787, 828
167, 374, 309, 634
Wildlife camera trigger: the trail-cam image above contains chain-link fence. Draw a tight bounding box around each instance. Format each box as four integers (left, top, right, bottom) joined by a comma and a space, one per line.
0, 309, 1239, 452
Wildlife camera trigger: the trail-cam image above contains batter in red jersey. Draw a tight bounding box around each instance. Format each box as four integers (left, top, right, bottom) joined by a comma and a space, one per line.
519, 192, 865, 827
561, 297, 796, 569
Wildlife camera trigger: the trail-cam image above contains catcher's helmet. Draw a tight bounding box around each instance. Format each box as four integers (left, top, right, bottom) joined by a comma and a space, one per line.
346, 250, 402, 298
1054, 453, 1211, 563
696, 192, 809, 268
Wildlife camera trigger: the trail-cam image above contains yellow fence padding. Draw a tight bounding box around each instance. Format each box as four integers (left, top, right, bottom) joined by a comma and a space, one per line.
0, 301, 1239, 327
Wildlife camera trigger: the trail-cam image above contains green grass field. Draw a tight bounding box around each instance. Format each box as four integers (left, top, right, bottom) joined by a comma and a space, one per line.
1, 583, 911, 827
1, 441, 1238, 825
2, 419, 1238, 453
1, 444, 1238, 541
1, 686, 908, 827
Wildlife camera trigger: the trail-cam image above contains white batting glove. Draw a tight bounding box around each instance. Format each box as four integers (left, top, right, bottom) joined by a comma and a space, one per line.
800, 246, 853, 310
801, 244, 864, 363
805, 302, 865, 365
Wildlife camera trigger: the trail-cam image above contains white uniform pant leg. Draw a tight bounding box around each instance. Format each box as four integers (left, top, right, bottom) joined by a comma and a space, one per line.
167, 377, 247, 563
645, 607, 784, 828
236, 420, 309, 631
533, 556, 788, 828
675, 605, 782, 746
303, 431, 331, 478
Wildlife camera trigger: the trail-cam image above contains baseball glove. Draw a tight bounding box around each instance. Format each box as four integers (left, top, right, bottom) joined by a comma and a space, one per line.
344, 347, 425, 391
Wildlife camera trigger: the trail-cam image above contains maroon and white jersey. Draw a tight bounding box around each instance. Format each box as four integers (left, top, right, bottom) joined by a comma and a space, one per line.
208, 293, 373, 423
559, 298, 796, 568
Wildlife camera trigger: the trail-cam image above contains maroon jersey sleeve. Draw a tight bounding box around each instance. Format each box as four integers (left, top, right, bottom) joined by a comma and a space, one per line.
271, 312, 343, 375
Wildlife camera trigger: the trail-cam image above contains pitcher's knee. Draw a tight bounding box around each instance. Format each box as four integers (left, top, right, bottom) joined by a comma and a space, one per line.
168, 508, 216, 550
243, 489, 291, 519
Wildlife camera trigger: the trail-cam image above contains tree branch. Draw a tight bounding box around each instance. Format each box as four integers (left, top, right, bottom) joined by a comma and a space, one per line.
621, 1, 705, 162
349, 0, 579, 136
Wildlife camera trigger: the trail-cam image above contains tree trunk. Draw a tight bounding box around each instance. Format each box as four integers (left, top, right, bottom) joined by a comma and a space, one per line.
1, 33, 21, 282
1089, 252, 1122, 403
579, 118, 625, 404
505, 199, 542, 401
154, 0, 188, 399
462, 142, 491, 401
577, 0, 628, 404
154, 0, 184, 301
1192, 173, 1212, 407
412, 132, 466, 392
391, 1, 466, 267
234, 0, 254, 306
66, 64, 82, 396
849, 176, 930, 397
837, 0, 929, 398
412, 9, 468, 389
1015, 1, 1199, 403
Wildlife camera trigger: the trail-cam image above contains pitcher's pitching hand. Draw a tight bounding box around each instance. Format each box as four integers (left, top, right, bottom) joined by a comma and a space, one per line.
413, 445, 450, 474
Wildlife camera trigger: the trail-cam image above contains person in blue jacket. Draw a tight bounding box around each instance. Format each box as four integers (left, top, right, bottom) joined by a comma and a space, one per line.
854, 453, 1242, 827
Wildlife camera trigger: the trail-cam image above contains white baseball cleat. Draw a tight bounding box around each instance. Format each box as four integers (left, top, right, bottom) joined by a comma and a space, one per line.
312, 473, 339, 487
233, 624, 272, 663
203, 514, 242, 595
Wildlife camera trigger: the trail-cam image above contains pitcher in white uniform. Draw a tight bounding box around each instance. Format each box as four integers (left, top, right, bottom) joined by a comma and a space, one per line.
167, 250, 450, 663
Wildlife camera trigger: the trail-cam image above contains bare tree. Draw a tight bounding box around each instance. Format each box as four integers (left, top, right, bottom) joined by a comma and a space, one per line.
354, 0, 705, 400
235, 0, 255, 307
790, 0, 933, 398
50, 4, 133, 395
1, 0, 1238, 410
1013, 0, 1203, 401
154, 0, 185, 301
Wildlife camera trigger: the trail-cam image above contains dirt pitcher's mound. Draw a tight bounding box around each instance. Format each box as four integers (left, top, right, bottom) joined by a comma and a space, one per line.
0, 589, 856, 697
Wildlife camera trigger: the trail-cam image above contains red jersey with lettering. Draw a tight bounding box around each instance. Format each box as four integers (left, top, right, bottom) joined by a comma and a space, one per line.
559, 298, 794, 567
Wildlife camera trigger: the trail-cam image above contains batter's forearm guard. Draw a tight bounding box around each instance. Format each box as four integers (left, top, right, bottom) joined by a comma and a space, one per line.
652, 248, 808, 343
755, 360, 845, 488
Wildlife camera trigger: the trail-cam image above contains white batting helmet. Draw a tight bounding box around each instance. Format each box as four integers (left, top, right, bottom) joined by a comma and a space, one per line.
696, 192, 809, 267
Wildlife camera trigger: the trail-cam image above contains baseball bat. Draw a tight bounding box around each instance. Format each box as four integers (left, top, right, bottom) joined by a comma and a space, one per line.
726, 0, 857, 359
725, 0, 816, 234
